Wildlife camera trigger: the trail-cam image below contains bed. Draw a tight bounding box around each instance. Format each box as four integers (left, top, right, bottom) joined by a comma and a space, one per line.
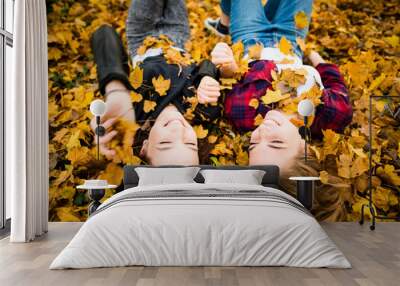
50, 165, 351, 269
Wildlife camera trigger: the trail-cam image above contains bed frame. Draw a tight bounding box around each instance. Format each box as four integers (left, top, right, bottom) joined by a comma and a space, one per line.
123, 165, 281, 190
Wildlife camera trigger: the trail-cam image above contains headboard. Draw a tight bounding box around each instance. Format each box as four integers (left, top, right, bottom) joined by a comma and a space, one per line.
123, 165, 280, 190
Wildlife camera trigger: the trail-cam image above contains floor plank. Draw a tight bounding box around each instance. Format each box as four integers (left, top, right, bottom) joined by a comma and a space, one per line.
0, 222, 399, 286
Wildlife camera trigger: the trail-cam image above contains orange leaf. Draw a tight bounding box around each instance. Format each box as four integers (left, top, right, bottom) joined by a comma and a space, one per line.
143, 100, 157, 113
152, 75, 171, 96
249, 98, 260, 109
193, 125, 208, 139
130, 66, 143, 89
295, 11, 309, 30
278, 37, 292, 55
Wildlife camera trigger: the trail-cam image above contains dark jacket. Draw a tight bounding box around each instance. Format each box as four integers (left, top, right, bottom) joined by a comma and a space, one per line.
133, 55, 221, 126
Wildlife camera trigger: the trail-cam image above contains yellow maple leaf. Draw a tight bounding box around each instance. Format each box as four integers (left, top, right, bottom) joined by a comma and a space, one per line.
248, 43, 263, 60
254, 114, 264, 126
384, 35, 399, 48
261, 89, 290, 105
143, 100, 157, 113
249, 98, 260, 109
48, 47, 63, 60
294, 11, 309, 30
375, 100, 386, 113
323, 129, 340, 156
319, 171, 329, 184
377, 165, 400, 186
369, 73, 386, 91
56, 207, 81, 222
130, 66, 143, 89
152, 75, 171, 96
130, 91, 143, 103
98, 163, 124, 186
278, 37, 292, 55
220, 78, 238, 90
66, 147, 92, 167
193, 125, 208, 139
232, 41, 245, 63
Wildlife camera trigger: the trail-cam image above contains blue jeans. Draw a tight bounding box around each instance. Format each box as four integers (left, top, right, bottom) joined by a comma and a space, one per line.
126, 0, 190, 57
221, 0, 313, 57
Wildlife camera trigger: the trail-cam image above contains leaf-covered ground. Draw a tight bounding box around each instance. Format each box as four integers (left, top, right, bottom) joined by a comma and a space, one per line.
47, 0, 400, 222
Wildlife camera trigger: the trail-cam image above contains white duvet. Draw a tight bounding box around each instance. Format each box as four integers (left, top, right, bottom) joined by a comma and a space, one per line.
50, 183, 351, 269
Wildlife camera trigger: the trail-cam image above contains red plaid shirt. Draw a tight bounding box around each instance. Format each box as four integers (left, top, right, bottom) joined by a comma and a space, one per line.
224, 61, 352, 138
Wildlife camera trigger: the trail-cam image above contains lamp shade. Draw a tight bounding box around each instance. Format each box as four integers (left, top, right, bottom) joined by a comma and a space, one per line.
297, 99, 315, 117
90, 99, 106, 116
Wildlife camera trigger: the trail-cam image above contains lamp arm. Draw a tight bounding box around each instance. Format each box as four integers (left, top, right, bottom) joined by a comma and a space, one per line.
94, 116, 106, 160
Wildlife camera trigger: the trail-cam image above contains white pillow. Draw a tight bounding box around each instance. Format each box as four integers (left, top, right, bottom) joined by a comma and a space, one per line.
136, 167, 200, 186
200, 169, 266, 185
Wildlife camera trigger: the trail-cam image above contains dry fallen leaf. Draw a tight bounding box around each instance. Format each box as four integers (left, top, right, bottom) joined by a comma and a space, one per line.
193, 125, 208, 139
278, 37, 292, 55
249, 98, 260, 109
295, 11, 309, 30
152, 74, 171, 96
143, 100, 157, 113
130, 66, 143, 89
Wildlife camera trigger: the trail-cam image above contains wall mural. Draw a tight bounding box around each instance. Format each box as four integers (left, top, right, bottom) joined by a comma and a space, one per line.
47, 0, 400, 222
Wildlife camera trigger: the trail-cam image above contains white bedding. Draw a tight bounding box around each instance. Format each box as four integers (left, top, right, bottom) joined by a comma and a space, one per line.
50, 183, 351, 269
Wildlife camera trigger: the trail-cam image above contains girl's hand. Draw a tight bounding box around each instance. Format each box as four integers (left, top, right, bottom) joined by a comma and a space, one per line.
197, 76, 221, 104
211, 42, 239, 78
90, 117, 119, 159
90, 90, 135, 159
308, 51, 326, 67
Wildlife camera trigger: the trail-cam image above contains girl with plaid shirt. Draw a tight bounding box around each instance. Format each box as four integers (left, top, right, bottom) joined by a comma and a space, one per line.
209, 0, 352, 174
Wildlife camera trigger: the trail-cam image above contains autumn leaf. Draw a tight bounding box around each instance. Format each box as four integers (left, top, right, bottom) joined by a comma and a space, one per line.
319, 171, 329, 184
98, 163, 124, 186
56, 207, 81, 222
254, 114, 264, 126
249, 98, 259, 109
130, 91, 143, 103
152, 75, 171, 96
248, 43, 263, 59
130, 66, 143, 89
384, 35, 399, 48
67, 147, 92, 166
220, 78, 238, 90
278, 37, 292, 55
193, 125, 208, 139
377, 165, 400, 185
143, 100, 157, 113
261, 89, 290, 105
295, 11, 309, 30
49, 47, 63, 60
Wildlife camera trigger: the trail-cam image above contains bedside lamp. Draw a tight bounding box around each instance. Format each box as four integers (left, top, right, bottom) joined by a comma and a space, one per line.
297, 99, 315, 163
291, 99, 318, 210
90, 99, 106, 160
77, 99, 117, 216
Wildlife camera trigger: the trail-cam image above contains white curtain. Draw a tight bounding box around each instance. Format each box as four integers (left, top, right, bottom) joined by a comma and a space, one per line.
8, 0, 49, 242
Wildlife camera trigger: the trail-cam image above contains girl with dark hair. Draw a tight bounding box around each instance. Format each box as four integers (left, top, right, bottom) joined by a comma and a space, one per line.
90, 0, 222, 165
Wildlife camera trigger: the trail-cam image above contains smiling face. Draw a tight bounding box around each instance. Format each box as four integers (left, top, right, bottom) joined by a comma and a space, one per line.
249, 110, 305, 174
141, 105, 199, 166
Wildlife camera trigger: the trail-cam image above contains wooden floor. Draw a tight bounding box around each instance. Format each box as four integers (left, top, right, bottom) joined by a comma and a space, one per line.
0, 223, 399, 286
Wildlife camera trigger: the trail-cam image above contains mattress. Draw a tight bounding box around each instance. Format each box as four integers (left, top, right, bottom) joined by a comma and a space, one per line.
50, 183, 351, 269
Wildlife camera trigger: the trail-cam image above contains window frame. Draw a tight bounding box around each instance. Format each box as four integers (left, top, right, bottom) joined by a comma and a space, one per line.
0, 0, 14, 234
